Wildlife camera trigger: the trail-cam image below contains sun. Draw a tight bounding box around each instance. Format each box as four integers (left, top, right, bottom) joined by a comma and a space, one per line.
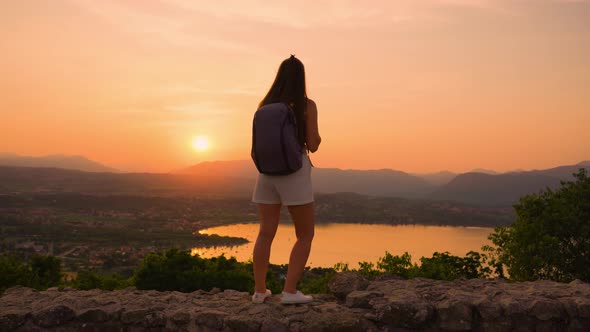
192, 136, 209, 152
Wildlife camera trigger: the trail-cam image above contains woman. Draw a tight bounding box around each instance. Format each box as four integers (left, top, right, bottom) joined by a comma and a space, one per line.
251, 55, 322, 304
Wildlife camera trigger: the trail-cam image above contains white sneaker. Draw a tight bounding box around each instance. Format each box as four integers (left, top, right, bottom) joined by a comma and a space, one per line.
281, 290, 313, 304
251, 289, 272, 304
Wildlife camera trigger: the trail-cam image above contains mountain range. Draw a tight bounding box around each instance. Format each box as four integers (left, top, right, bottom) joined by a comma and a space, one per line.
0, 153, 117, 173
429, 162, 590, 205
1, 153, 588, 206
177, 158, 588, 205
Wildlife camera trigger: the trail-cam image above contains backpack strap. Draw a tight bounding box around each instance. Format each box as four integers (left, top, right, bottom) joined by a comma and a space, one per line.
304, 97, 315, 167
251, 116, 262, 173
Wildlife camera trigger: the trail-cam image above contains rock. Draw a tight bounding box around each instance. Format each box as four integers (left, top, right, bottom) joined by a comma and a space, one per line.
345, 291, 383, 309
209, 287, 222, 295
478, 320, 514, 332
314, 302, 341, 313
260, 317, 289, 332
248, 304, 273, 316
282, 305, 310, 315
529, 299, 565, 321
474, 297, 502, 320
370, 296, 434, 329
191, 289, 208, 296
577, 299, 590, 318
222, 289, 244, 296
568, 319, 590, 332
222, 289, 249, 301
194, 310, 227, 330
498, 296, 525, 317
1, 278, 590, 331
120, 308, 155, 325
373, 274, 404, 281
77, 308, 109, 322
0, 309, 29, 331
145, 310, 167, 327
224, 315, 261, 331
32, 304, 75, 327
309, 314, 363, 331
328, 272, 369, 300
2, 286, 36, 296
569, 279, 588, 286
436, 299, 473, 331
170, 310, 191, 325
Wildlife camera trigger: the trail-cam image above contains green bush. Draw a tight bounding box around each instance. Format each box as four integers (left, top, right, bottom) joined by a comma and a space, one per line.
0, 253, 29, 293
0, 253, 63, 292
298, 267, 336, 294
28, 254, 63, 289
376, 251, 418, 278
133, 247, 254, 292
73, 270, 132, 290
418, 251, 490, 280
334, 250, 492, 281
264, 263, 288, 294
488, 169, 590, 282
357, 261, 380, 278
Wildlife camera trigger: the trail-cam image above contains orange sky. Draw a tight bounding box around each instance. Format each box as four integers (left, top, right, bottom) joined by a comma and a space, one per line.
1, 0, 589, 173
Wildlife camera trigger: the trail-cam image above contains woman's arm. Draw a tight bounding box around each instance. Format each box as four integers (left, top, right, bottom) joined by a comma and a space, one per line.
305, 99, 322, 153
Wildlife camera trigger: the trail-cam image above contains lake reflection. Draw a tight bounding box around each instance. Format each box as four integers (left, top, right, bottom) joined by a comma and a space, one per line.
193, 223, 494, 268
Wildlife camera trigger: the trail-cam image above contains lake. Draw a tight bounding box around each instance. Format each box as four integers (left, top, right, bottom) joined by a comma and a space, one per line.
193, 223, 495, 268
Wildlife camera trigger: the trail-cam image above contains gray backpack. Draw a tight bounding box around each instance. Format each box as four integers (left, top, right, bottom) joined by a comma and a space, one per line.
251, 102, 303, 175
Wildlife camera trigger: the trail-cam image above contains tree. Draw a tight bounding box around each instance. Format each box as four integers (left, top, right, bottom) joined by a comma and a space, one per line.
488, 169, 590, 282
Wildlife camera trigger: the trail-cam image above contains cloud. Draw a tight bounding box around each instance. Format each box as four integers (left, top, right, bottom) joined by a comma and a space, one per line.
165, 0, 384, 29
64, 0, 548, 59
161, 84, 260, 97
165, 0, 525, 29
67, 0, 267, 54
68, 0, 514, 38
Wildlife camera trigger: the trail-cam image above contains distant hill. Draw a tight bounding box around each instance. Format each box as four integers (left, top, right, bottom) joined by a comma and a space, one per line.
177, 160, 257, 179
524, 161, 590, 178
177, 159, 590, 203
0, 153, 117, 173
0, 164, 432, 205
180, 160, 435, 198
469, 168, 498, 175
413, 171, 457, 186
0, 164, 433, 199
312, 168, 435, 198
0, 166, 253, 196
431, 162, 589, 206
3, 158, 588, 207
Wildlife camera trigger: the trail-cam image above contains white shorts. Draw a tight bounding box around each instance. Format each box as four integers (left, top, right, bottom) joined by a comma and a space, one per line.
251, 153, 314, 206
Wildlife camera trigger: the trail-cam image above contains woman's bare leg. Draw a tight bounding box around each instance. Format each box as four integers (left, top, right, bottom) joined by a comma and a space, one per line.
253, 203, 281, 293
283, 202, 315, 293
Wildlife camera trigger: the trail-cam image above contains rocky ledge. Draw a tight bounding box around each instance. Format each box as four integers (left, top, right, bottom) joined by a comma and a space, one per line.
1, 273, 589, 331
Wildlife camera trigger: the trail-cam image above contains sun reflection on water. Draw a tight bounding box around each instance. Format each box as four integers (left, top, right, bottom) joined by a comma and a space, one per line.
192, 223, 494, 268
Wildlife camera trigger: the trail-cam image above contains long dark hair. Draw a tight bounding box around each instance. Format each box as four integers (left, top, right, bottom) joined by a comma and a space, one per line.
259, 55, 307, 148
